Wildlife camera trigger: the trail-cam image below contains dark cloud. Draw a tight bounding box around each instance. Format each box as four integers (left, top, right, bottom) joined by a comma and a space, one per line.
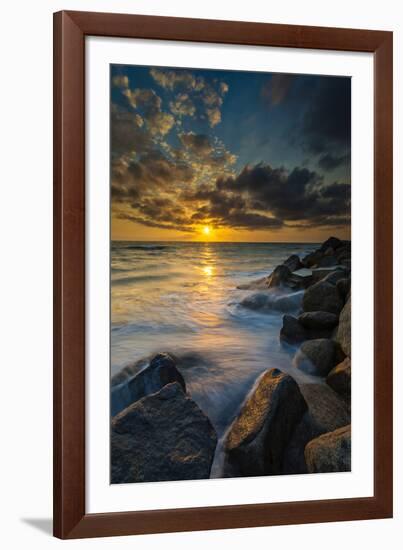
216, 163, 350, 228
318, 152, 350, 171
261, 74, 294, 106
302, 77, 351, 156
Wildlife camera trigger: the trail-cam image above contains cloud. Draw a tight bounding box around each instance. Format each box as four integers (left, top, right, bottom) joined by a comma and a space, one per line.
261, 74, 294, 106
169, 93, 196, 117
110, 107, 152, 156
112, 75, 129, 88
301, 77, 351, 155
318, 152, 350, 171
216, 163, 350, 228
150, 67, 204, 92
150, 67, 228, 127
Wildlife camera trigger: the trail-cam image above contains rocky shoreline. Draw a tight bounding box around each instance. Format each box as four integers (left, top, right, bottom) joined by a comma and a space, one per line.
111, 236, 351, 483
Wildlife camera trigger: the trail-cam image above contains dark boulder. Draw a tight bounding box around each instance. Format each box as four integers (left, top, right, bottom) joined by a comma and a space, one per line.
240, 291, 303, 313
305, 424, 351, 473
272, 292, 304, 312
111, 382, 217, 483
266, 264, 291, 288
302, 250, 324, 268
316, 255, 339, 268
280, 315, 307, 344
283, 254, 302, 272
320, 236, 343, 251
111, 352, 186, 416
336, 297, 351, 356
298, 311, 339, 330
327, 357, 351, 399
302, 280, 344, 315
323, 269, 347, 286
282, 383, 350, 474
293, 338, 344, 377
336, 277, 351, 301
224, 369, 307, 476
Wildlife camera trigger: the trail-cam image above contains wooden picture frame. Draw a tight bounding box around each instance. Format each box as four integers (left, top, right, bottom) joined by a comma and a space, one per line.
53, 10, 393, 539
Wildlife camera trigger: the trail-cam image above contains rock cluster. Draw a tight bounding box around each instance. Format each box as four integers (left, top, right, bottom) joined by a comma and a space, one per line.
111, 353, 217, 483
228, 236, 351, 475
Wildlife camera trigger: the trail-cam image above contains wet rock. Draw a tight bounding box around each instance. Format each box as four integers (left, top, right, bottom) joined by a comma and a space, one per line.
316, 255, 339, 268
280, 315, 307, 344
237, 277, 268, 290
336, 297, 351, 356
282, 383, 350, 474
293, 338, 344, 377
298, 311, 339, 330
326, 357, 351, 399
305, 424, 351, 473
111, 352, 186, 416
302, 250, 324, 268
272, 292, 304, 312
311, 267, 345, 284
320, 236, 343, 251
323, 269, 347, 286
240, 292, 272, 310
302, 280, 344, 315
266, 264, 292, 288
111, 382, 217, 483
224, 369, 307, 476
336, 278, 351, 301
240, 291, 303, 313
283, 254, 302, 272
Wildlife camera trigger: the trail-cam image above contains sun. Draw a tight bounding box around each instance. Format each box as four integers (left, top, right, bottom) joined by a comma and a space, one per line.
202, 225, 211, 236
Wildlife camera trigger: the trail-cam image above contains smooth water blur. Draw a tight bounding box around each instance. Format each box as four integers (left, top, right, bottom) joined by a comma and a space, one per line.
111, 241, 318, 474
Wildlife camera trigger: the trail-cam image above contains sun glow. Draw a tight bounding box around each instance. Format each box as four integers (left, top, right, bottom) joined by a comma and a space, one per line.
202, 225, 211, 236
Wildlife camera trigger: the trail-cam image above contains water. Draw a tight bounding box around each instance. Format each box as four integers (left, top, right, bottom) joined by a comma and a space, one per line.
111, 240, 319, 476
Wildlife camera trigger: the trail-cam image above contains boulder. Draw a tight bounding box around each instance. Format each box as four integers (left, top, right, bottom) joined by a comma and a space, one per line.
283, 254, 302, 272
320, 236, 343, 251
240, 292, 272, 310
323, 269, 347, 286
282, 383, 350, 474
224, 369, 307, 476
302, 250, 324, 268
336, 297, 351, 356
237, 277, 268, 290
266, 264, 291, 288
305, 424, 351, 473
336, 278, 351, 301
111, 382, 217, 483
311, 267, 345, 284
316, 255, 339, 268
302, 280, 344, 315
299, 383, 350, 434
272, 292, 304, 312
293, 338, 344, 376
240, 291, 303, 313
280, 315, 307, 344
111, 352, 186, 416
327, 357, 351, 398
298, 311, 339, 330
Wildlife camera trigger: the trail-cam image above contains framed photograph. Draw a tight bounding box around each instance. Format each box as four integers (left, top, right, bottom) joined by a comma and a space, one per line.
53, 11, 393, 539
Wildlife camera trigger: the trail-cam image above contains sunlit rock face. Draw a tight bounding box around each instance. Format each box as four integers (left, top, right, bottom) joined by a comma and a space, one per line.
111, 382, 217, 483
223, 368, 307, 477
305, 424, 351, 473
336, 297, 351, 356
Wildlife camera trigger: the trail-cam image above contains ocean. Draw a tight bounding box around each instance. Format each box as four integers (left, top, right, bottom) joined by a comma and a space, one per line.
111, 240, 319, 475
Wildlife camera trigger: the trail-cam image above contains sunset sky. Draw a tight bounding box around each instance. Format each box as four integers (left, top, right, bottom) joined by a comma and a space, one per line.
111, 65, 351, 242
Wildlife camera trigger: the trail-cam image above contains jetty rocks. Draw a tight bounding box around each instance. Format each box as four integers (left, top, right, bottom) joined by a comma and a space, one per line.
111, 353, 217, 483
223, 369, 307, 477
230, 236, 351, 475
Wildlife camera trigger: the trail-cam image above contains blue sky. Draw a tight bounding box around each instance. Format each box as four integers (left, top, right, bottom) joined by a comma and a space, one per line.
110, 64, 350, 242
